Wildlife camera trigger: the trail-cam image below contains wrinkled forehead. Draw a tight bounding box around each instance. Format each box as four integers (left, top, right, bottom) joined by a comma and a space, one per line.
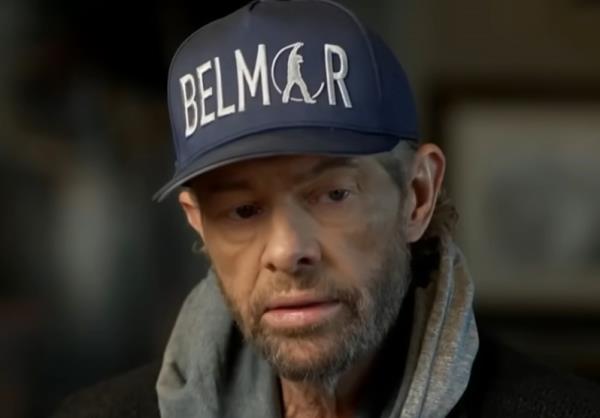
189, 154, 374, 192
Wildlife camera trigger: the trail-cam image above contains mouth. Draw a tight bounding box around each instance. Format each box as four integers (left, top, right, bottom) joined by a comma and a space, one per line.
261, 294, 342, 329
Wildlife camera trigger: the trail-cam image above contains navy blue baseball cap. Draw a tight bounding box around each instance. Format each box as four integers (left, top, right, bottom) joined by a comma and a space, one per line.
153, 0, 418, 201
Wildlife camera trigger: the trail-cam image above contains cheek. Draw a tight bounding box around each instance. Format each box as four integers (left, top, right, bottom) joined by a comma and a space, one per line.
330, 186, 401, 278
204, 229, 263, 318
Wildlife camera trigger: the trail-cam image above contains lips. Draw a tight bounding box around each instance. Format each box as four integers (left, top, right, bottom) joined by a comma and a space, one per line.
261, 293, 342, 329
264, 294, 338, 311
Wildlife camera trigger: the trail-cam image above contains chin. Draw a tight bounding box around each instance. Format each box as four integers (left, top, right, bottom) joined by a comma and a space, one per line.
259, 332, 354, 382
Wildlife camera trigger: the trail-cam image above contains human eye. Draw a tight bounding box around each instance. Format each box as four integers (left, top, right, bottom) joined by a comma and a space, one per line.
227, 203, 263, 221
324, 189, 350, 203
314, 188, 354, 205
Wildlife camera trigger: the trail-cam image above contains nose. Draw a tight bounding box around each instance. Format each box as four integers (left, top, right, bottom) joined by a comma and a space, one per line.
261, 201, 321, 275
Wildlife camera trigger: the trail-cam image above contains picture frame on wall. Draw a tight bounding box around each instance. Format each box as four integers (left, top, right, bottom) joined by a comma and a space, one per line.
435, 84, 600, 313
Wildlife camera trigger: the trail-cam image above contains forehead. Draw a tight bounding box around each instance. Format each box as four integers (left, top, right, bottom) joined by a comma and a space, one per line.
191, 154, 370, 191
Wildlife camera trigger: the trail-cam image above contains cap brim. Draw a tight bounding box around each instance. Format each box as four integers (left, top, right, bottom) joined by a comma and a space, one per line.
153, 127, 406, 202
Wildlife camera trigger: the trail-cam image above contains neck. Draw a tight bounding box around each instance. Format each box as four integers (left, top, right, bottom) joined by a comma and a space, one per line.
279, 351, 376, 418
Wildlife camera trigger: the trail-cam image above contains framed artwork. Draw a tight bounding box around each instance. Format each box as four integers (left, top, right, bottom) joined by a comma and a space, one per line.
436, 84, 600, 312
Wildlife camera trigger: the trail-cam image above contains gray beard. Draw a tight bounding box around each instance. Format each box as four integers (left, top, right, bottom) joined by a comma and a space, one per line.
215, 222, 412, 391
272, 239, 410, 390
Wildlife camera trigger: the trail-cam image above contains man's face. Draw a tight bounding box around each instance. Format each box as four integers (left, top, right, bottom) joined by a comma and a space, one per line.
188, 154, 412, 382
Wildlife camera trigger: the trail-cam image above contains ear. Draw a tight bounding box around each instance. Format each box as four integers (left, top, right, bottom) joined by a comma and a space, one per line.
178, 188, 205, 240
405, 143, 446, 243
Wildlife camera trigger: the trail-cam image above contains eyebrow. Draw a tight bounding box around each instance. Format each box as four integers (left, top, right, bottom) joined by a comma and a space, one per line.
207, 157, 359, 194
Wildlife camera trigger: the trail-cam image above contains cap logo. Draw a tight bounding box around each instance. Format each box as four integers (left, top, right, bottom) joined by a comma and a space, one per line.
178, 42, 353, 138
272, 42, 323, 104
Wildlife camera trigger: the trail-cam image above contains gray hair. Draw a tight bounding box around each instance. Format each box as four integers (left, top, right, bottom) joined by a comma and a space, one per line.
371, 139, 459, 282
372, 140, 418, 195
372, 139, 457, 238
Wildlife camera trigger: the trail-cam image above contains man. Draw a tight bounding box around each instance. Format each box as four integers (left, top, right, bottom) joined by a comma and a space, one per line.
55, 0, 600, 417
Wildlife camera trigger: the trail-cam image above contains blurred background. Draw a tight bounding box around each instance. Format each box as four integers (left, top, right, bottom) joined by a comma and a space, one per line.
1, 0, 599, 416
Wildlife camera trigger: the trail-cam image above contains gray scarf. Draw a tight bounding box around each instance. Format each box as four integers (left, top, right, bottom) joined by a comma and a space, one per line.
156, 237, 479, 417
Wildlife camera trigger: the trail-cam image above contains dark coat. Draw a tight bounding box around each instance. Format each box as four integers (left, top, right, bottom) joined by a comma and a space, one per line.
53, 335, 600, 418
